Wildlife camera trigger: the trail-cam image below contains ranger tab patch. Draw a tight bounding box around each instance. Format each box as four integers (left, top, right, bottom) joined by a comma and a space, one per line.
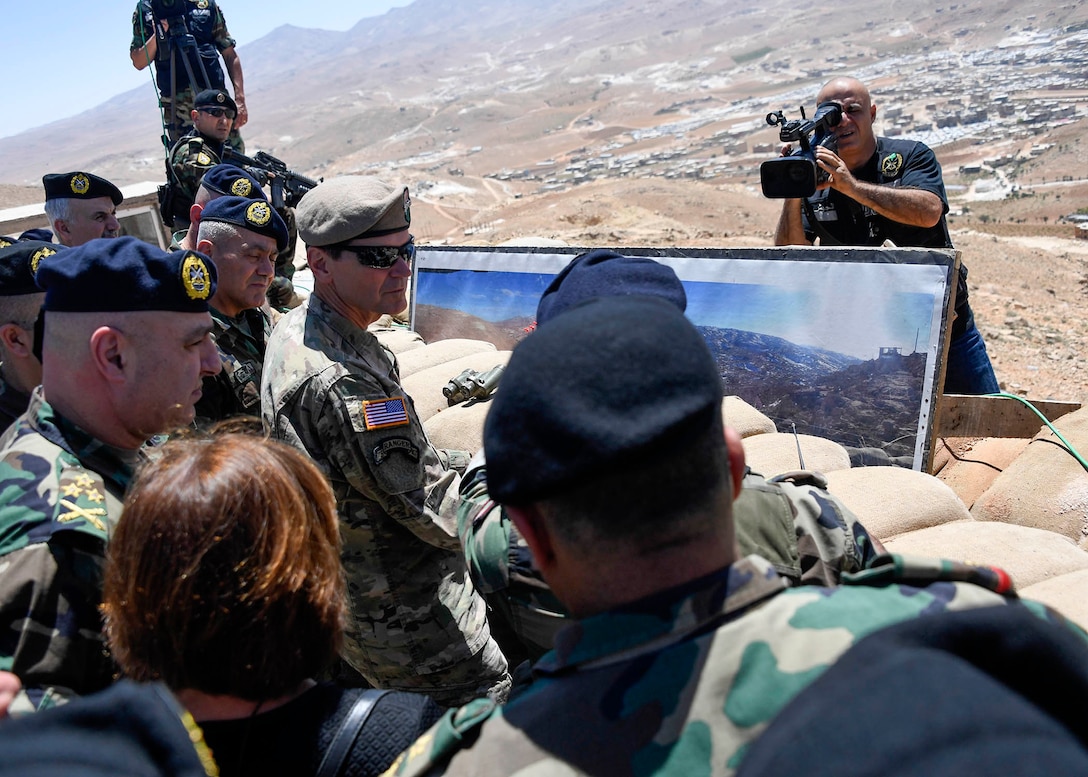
362, 396, 409, 430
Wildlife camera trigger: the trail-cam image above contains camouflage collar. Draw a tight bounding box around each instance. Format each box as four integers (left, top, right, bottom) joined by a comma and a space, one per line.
25, 388, 138, 492
537, 555, 787, 674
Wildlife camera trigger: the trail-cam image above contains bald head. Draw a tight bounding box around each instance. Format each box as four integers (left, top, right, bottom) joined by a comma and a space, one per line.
815, 76, 877, 169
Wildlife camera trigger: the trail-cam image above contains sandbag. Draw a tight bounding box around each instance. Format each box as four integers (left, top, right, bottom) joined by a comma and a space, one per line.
743, 433, 851, 477
971, 406, 1088, 545
398, 339, 497, 378
423, 400, 492, 454
371, 326, 426, 354
934, 437, 1031, 509
825, 467, 970, 540
1020, 569, 1088, 631
723, 396, 776, 438
401, 352, 512, 422
884, 522, 1088, 590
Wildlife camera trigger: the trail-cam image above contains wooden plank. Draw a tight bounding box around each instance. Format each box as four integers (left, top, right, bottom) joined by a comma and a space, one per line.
936, 394, 1082, 439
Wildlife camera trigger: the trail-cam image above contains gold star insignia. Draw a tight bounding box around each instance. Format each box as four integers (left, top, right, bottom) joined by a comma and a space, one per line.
74, 474, 96, 490
61, 482, 83, 498
85, 489, 105, 504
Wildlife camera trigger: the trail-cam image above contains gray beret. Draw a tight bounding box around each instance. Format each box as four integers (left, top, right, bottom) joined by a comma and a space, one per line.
295, 176, 411, 246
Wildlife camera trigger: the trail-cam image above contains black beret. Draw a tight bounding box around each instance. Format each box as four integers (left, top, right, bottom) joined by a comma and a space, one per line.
0, 240, 65, 296
0, 235, 15, 249
42, 172, 123, 205
0, 680, 216, 777
199, 196, 288, 252
536, 249, 687, 325
197, 164, 266, 200
296, 176, 410, 246
36, 236, 217, 314
485, 296, 723, 505
194, 88, 237, 114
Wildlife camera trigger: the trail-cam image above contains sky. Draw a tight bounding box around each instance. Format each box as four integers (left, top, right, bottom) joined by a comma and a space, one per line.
0, 0, 412, 140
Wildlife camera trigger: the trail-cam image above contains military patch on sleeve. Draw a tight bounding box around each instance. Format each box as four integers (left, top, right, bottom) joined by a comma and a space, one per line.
361, 397, 410, 430
373, 437, 420, 465
880, 152, 904, 178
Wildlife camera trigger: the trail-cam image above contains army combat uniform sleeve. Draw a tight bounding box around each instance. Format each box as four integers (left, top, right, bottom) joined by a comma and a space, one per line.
169, 135, 220, 206
317, 371, 463, 551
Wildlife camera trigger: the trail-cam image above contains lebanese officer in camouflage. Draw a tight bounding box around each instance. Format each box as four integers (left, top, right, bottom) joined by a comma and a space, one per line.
171, 163, 267, 251
192, 196, 287, 422
0, 237, 220, 714
0, 241, 65, 432
456, 250, 881, 664
261, 176, 509, 707
168, 89, 237, 230
385, 296, 1084, 777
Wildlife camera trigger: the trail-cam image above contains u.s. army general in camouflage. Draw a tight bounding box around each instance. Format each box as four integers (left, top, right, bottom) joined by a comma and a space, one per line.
261, 176, 508, 707
0, 237, 220, 714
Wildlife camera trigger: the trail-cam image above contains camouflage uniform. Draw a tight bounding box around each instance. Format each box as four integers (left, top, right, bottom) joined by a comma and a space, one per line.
261, 295, 509, 706
0, 373, 31, 433
130, 0, 243, 150
194, 306, 269, 422
169, 131, 223, 219
385, 553, 1073, 777
458, 466, 880, 664
0, 389, 136, 713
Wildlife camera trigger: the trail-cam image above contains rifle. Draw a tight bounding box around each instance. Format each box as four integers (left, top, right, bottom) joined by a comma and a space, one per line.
221, 148, 321, 209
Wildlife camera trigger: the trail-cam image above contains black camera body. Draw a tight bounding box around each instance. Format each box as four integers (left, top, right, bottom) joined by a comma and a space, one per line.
759, 101, 843, 199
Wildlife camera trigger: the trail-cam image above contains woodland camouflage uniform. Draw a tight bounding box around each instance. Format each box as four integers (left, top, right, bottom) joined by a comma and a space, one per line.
0, 389, 136, 713
385, 554, 1074, 777
458, 465, 881, 664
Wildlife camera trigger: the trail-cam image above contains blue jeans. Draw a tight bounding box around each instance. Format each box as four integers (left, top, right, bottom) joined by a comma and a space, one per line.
944, 307, 999, 394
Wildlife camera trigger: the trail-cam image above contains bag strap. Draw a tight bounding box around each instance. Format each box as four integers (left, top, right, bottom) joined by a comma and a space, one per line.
315, 689, 391, 777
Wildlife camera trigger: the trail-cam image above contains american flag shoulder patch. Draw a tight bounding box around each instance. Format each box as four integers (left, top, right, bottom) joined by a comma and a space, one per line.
361, 396, 410, 430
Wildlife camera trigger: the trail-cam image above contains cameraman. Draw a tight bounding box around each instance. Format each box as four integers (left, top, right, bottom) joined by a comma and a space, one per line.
774, 76, 998, 395
129, 0, 247, 150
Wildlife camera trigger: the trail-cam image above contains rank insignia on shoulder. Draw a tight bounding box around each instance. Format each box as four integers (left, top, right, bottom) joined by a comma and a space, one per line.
362, 396, 410, 430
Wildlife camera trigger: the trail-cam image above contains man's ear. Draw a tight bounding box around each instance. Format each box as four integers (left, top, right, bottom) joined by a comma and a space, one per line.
189, 202, 204, 227
196, 238, 214, 256
0, 323, 32, 358
307, 246, 332, 280
506, 504, 557, 575
88, 326, 127, 383
190, 109, 200, 122
724, 426, 747, 501
52, 219, 71, 242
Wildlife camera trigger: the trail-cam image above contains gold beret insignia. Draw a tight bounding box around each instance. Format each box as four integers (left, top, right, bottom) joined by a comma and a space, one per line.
881, 153, 904, 178
403, 190, 412, 225
246, 201, 272, 227
181, 253, 212, 301
70, 174, 90, 195
230, 178, 253, 197
30, 247, 57, 275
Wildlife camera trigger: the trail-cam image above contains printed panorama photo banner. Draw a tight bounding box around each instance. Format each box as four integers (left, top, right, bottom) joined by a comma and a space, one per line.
411, 246, 957, 471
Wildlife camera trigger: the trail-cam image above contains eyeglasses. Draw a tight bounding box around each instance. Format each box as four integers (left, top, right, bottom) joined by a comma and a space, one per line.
200, 107, 236, 120
336, 237, 416, 269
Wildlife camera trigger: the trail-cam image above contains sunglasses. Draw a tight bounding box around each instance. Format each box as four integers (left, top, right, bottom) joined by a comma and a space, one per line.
336, 237, 416, 269
200, 106, 236, 120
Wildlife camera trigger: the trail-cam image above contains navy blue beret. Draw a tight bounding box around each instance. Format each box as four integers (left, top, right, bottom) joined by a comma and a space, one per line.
42, 172, 123, 205
19, 228, 55, 243
0, 240, 65, 296
36, 236, 217, 313
535, 249, 687, 326
198, 164, 266, 200
194, 88, 237, 114
199, 196, 289, 252
485, 296, 723, 505
0, 680, 215, 777
0, 235, 14, 249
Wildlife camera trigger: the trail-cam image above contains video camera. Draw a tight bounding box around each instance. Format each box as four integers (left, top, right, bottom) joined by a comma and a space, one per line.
759, 101, 843, 199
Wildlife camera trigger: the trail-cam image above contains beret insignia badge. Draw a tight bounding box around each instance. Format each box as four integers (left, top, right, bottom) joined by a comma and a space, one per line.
181, 252, 212, 300
70, 174, 90, 195
881, 153, 904, 178
230, 178, 253, 197
246, 201, 272, 227
30, 247, 56, 275
197, 152, 212, 166
403, 190, 412, 225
